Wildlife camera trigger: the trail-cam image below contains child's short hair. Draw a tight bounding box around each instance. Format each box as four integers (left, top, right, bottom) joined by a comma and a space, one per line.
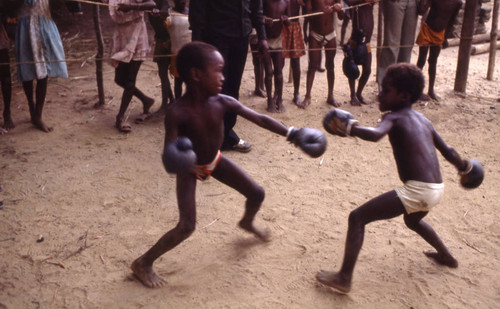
384, 63, 425, 103
176, 42, 219, 83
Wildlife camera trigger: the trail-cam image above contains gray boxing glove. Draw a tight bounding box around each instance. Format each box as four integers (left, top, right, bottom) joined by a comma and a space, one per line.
287, 127, 327, 158
162, 137, 197, 174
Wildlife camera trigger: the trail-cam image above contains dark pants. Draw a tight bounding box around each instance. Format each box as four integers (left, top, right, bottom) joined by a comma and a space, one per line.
205, 35, 249, 149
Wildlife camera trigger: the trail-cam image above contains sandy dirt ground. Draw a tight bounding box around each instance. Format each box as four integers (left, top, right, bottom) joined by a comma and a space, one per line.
1, 5, 499, 309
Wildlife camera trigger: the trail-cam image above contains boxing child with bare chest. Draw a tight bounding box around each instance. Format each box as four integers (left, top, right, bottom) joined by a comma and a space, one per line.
131, 42, 327, 288
319, 63, 484, 293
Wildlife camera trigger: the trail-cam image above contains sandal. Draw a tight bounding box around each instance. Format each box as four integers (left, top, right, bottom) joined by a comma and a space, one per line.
135, 113, 152, 124
116, 119, 132, 133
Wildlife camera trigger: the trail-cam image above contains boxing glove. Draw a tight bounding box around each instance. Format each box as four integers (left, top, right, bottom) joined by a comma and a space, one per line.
162, 137, 197, 174
323, 108, 359, 137
286, 127, 327, 158
459, 159, 484, 189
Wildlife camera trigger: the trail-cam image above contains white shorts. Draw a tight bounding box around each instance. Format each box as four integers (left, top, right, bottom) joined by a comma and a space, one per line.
395, 180, 444, 214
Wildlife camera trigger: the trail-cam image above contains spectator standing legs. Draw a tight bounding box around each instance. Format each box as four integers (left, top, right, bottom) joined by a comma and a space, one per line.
207, 35, 252, 152
377, 0, 418, 89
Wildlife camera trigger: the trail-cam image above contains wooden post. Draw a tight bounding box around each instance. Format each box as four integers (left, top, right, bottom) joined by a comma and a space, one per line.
93, 3, 105, 107
487, 0, 499, 80
376, 3, 383, 84
454, 0, 479, 93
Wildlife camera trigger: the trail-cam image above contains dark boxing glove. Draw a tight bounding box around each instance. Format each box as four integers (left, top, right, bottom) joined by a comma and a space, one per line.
459, 159, 484, 189
323, 108, 359, 137
162, 137, 197, 174
286, 127, 327, 158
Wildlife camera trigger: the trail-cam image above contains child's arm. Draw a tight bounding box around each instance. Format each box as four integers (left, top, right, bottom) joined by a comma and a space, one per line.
223, 95, 326, 157
222, 95, 288, 136
432, 128, 468, 172
350, 115, 393, 142
443, 0, 463, 48
323, 108, 394, 142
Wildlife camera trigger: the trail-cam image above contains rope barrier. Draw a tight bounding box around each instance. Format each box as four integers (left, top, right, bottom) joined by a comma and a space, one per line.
0, 42, 461, 67
69, 0, 115, 7
270, 0, 381, 22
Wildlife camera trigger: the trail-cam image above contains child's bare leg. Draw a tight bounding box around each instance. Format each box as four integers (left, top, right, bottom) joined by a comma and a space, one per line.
212, 156, 269, 241
348, 78, 361, 106
427, 46, 441, 101
290, 57, 301, 104
263, 52, 276, 112
132, 172, 197, 287
1, 76, 14, 131
301, 41, 321, 109
272, 53, 285, 112
252, 53, 266, 97
31, 78, 52, 132
317, 191, 405, 292
153, 59, 174, 116
403, 212, 457, 268
416, 46, 431, 101
22, 80, 35, 119
325, 46, 340, 107
356, 55, 372, 104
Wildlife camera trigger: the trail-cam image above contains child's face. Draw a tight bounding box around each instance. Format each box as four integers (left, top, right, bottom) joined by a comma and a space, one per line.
201, 51, 225, 96
378, 78, 404, 112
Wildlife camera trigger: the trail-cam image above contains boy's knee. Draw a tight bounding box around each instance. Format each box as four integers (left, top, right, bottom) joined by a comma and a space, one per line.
249, 185, 265, 204
348, 210, 362, 227
307, 65, 317, 74
403, 215, 420, 231
427, 57, 438, 66
177, 220, 196, 238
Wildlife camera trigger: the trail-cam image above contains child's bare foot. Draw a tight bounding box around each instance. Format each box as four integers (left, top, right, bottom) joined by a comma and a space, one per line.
2, 117, 15, 131
420, 93, 431, 101
0, 127, 7, 135
135, 113, 152, 124
292, 93, 301, 105
296, 96, 311, 109
276, 99, 285, 113
238, 221, 271, 242
32, 118, 53, 132
428, 91, 440, 101
327, 96, 341, 107
116, 118, 132, 133
350, 95, 361, 106
316, 270, 351, 293
254, 88, 266, 98
357, 94, 370, 105
153, 106, 167, 117
424, 251, 458, 268
131, 258, 166, 288
266, 103, 278, 113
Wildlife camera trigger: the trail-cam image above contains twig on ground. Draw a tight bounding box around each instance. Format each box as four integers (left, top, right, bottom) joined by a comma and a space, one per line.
45, 260, 66, 269
463, 238, 482, 253
201, 218, 220, 230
